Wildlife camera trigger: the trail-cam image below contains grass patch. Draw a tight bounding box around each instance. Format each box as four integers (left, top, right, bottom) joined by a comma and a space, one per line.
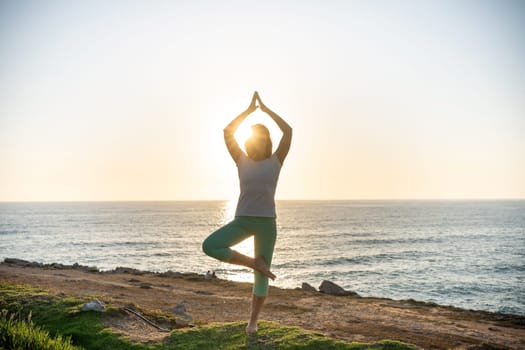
0, 282, 417, 350
0, 310, 81, 350
0, 282, 143, 350
163, 321, 418, 350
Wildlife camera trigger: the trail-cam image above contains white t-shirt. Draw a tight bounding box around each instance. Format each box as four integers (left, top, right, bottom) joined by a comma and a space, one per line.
235, 153, 282, 217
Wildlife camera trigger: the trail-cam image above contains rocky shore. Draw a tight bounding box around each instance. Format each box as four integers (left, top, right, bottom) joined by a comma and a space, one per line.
1, 258, 524, 349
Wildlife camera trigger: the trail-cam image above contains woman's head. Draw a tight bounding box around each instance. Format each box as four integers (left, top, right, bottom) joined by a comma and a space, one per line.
245, 124, 272, 160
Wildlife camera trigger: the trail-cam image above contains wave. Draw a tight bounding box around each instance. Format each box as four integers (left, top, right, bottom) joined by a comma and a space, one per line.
347, 236, 443, 245
0, 230, 23, 235
273, 251, 432, 269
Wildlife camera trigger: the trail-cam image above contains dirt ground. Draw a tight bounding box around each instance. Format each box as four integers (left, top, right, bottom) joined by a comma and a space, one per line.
1, 261, 524, 349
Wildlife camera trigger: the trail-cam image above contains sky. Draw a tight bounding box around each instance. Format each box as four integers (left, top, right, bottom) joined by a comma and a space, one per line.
1, 0, 524, 201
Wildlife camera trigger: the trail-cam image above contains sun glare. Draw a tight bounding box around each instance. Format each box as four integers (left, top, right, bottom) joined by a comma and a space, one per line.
234, 123, 253, 150
232, 109, 282, 153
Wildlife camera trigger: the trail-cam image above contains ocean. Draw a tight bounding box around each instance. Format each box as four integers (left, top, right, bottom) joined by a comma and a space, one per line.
1, 200, 523, 315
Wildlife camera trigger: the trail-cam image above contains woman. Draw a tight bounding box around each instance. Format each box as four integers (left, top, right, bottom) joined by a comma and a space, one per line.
202, 91, 292, 335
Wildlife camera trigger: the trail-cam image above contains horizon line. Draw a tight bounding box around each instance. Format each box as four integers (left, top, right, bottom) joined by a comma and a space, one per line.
1, 197, 524, 203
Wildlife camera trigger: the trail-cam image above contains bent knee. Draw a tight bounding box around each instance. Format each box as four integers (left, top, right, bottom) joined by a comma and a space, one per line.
202, 238, 230, 261
202, 238, 213, 257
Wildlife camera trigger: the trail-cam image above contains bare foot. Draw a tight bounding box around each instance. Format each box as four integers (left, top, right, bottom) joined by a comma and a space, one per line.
245, 322, 258, 336
254, 256, 276, 280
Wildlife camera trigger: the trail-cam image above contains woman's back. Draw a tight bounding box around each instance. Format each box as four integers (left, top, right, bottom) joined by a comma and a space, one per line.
235, 152, 282, 218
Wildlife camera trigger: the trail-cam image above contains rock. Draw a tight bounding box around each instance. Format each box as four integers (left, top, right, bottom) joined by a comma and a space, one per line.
112, 267, 145, 275
301, 282, 317, 292
175, 318, 191, 327
3, 259, 45, 268
165, 303, 193, 326
171, 303, 188, 316
4, 258, 32, 266
72, 262, 97, 272
50, 263, 67, 269
319, 280, 359, 296
3, 259, 100, 272
158, 270, 183, 278
81, 300, 106, 312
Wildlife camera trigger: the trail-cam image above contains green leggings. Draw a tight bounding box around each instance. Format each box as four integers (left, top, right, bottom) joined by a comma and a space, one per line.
202, 216, 277, 296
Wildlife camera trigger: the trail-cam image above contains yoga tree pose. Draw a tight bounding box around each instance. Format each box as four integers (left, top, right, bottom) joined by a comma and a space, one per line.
202, 91, 292, 335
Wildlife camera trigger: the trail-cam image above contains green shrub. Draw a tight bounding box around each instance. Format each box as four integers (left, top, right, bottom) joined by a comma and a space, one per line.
0, 309, 82, 350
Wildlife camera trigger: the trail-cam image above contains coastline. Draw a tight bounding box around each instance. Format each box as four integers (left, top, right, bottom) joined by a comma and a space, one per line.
1, 258, 524, 349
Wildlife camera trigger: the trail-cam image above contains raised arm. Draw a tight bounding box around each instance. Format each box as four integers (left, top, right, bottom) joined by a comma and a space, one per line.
224, 92, 258, 163
256, 93, 292, 164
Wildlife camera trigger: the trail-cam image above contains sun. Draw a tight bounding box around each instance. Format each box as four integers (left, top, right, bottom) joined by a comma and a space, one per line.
234, 123, 253, 151
230, 109, 282, 153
